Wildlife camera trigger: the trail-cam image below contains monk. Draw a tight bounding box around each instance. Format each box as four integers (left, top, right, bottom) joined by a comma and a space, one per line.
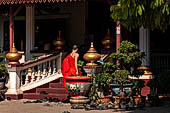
62, 45, 82, 92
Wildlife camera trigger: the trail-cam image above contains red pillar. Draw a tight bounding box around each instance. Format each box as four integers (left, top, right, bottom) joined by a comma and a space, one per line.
9, 5, 14, 51
116, 21, 121, 54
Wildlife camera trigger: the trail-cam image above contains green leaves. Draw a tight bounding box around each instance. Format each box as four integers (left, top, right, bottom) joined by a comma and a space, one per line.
103, 41, 143, 87
110, 0, 170, 31
112, 70, 130, 85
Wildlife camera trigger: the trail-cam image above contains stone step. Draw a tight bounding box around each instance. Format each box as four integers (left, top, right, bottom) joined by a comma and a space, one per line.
23, 93, 68, 101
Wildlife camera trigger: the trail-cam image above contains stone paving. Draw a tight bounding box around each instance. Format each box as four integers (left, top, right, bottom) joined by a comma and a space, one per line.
0, 100, 169, 113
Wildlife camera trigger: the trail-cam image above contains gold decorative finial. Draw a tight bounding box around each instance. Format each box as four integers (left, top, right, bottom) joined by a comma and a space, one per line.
6, 43, 22, 65
83, 42, 101, 66
102, 29, 114, 49
53, 30, 65, 50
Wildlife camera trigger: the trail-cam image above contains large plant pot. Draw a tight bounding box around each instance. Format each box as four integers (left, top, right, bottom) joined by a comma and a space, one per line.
65, 76, 92, 97
65, 76, 92, 107
110, 83, 133, 95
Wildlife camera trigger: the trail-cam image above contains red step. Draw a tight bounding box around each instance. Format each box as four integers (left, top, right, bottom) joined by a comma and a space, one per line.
49, 83, 65, 88
36, 88, 67, 94
22, 77, 68, 100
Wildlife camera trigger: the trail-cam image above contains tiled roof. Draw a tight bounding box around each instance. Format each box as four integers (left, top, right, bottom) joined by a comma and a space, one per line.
0, 0, 84, 5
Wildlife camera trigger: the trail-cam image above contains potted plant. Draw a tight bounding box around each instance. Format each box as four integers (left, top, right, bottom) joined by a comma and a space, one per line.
104, 41, 144, 108
132, 80, 145, 107
94, 72, 111, 103
0, 56, 9, 89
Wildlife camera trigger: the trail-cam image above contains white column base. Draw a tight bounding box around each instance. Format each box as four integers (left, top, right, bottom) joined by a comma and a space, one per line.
5, 89, 23, 95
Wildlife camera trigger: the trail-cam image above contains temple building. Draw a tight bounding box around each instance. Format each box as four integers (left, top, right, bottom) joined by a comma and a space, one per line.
0, 0, 169, 99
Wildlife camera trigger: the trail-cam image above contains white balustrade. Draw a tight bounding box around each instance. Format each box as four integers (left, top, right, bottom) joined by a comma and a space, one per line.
53, 59, 56, 74
48, 61, 52, 76
6, 52, 65, 95
36, 65, 41, 81
31, 67, 35, 83
42, 63, 46, 79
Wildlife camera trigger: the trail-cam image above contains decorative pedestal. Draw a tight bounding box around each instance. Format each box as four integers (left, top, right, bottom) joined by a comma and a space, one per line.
70, 96, 89, 108
83, 65, 103, 76
5, 66, 23, 100
135, 66, 153, 97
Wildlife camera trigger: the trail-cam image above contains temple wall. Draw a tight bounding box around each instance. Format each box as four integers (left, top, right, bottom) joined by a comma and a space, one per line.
0, 16, 4, 55
0, 2, 87, 57
56, 2, 86, 48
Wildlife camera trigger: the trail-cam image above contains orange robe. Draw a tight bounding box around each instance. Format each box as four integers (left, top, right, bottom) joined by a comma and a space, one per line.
62, 54, 82, 93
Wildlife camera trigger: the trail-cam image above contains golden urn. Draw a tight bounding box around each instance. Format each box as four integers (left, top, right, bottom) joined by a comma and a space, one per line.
53, 30, 65, 50
83, 42, 101, 66
102, 29, 114, 49
6, 43, 22, 65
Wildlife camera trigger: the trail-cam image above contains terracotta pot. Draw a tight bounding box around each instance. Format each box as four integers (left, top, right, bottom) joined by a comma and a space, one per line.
100, 96, 111, 104
134, 96, 141, 106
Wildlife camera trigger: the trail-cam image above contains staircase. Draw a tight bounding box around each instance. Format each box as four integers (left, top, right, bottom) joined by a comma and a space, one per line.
23, 78, 68, 100
5, 52, 68, 100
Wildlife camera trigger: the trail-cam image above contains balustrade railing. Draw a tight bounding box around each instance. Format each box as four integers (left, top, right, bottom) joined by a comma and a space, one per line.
6, 52, 65, 94
20, 52, 64, 86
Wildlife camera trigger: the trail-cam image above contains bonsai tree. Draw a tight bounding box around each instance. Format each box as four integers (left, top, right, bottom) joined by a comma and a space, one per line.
132, 80, 145, 96
0, 56, 8, 79
104, 41, 144, 95
0, 56, 9, 90
95, 73, 110, 97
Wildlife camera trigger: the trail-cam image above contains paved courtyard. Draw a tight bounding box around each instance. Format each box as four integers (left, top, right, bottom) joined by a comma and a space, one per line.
0, 100, 169, 113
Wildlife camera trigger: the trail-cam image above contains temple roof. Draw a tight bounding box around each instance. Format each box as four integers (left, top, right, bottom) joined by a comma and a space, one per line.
0, 0, 84, 5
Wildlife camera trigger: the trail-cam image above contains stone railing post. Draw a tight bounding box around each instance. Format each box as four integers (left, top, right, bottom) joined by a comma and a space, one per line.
5, 65, 23, 100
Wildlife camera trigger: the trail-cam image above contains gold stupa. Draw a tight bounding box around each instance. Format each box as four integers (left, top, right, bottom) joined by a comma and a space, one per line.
6, 43, 22, 65
53, 30, 65, 50
102, 29, 114, 49
83, 42, 101, 66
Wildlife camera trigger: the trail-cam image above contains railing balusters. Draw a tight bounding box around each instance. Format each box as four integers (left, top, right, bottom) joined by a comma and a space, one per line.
25, 68, 32, 85
42, 63, 46, 79
21, 71, 24, 86
53, 59, 56, 74
31, 67, 35, 83
48, 61, 52, 76
37, 65, 41, 81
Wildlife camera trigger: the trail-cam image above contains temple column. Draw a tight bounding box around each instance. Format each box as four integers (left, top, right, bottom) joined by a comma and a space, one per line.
26, 5, 35, 60
139, 27, 152, 97
9, 5, 14, 51
116, 21, 121, 54
139, 27, 150, 66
